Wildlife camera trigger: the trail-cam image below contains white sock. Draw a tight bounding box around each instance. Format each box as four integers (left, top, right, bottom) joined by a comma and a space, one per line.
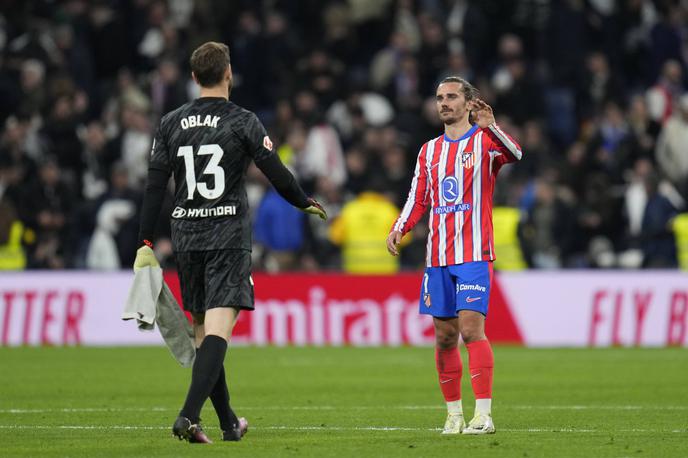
447, 400, 463, 415
475, 398, 492, 416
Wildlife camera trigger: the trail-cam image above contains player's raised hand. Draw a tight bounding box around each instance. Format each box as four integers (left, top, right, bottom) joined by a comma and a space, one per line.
386, 230, 403, 256
470, 99, 495, 129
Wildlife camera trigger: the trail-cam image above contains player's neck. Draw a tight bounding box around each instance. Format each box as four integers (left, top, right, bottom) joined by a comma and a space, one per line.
444, 118, 473, 141
199, 85, 229, 100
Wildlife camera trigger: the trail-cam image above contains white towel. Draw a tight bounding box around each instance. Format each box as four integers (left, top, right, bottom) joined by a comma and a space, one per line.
122, 267, 195, 367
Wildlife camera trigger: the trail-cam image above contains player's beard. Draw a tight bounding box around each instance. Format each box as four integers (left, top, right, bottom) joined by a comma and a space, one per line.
440, 111, 459, 125
441, 106, 470, 126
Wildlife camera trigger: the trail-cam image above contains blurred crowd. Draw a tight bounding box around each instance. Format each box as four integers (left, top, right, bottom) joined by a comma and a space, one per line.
0, 0, 687, 272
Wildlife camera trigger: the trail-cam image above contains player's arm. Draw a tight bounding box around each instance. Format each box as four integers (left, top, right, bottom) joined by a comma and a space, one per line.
254, 154, 324, 219
134, 127, 171, 270
246, 113, 326, 220
387, 144, 430, 256
471, 99, 523, 169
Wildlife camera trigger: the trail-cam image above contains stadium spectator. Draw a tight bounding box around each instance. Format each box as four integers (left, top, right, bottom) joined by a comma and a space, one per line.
330, 181, 403, 274
116, 104, 153, 189
41, 93, 83, 184
17, 59, 46, 116
19, 156, 73, 269
519, 178, 576, 269
646, 59, 683, 124
1, 0, 687, 271
254, 188, 306, 272
656, 94, 688, 200
79, 120, 117, 200
87, 161, 141, 269
296, 103, 347, 188
0, 154, 26, 270
577, 51, 625, 120
148, 57, 187, 119
640, 172, 679, 267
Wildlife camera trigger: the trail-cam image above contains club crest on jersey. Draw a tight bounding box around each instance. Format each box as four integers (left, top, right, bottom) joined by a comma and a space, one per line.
462, 151, 475, 169
263, 135, 273, 151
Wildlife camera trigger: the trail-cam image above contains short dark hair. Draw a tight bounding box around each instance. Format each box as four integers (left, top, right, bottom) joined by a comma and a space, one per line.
190, 42, 230, 87
437, 76, 479, 102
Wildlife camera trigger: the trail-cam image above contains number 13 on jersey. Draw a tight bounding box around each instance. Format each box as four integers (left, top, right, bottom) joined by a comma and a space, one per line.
177, 144, 225, 200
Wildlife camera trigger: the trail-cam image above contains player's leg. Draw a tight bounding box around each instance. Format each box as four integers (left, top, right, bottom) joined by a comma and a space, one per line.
173, 252, 215, 443
459, 310, 494, 424
202, 307, 248, 441
433, 316, 465, 434
420, 267, 465, 434
193, 249, 252, 441
176, 307, 238, 442
191, 313, 205, 347
190, 312, 240, 439
455, 261, 495, 434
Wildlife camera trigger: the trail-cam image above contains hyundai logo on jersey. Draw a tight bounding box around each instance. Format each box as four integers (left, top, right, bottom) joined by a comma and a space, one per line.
172, 205, 237, 218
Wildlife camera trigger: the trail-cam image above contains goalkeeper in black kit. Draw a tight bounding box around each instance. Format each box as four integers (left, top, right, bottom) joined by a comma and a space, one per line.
134, 41, 326, 444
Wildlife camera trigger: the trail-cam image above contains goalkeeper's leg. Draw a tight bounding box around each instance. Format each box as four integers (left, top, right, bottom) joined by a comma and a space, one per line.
174, 308, 242, 442
189, 315, 241, 435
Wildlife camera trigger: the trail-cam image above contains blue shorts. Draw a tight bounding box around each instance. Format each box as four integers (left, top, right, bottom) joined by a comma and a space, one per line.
419, 261, 493, 317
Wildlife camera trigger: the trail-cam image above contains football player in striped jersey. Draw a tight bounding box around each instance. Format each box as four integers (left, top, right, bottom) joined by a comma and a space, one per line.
387, 76, 522, 435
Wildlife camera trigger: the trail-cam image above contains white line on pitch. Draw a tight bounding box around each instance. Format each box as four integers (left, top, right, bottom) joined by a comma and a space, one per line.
0, 407, 171, 414
0, 425, 685, 434
2, 405, 687, 414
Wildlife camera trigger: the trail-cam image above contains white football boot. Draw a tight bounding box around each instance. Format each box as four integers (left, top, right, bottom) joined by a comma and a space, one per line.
462, 413, 495, 434
441, 413, 465, 434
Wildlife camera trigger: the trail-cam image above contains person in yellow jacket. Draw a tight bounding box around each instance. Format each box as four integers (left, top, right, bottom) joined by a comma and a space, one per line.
674, 213, 688, 270
329, 186, 409, 274
0, 199, 26, 270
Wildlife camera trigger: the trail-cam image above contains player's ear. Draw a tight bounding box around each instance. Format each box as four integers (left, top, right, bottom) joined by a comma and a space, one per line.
224, 65, 232, 81
191, 71, 198, 85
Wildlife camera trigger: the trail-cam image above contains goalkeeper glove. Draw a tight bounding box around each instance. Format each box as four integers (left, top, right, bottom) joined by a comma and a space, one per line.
302, 197, 327, 220
133, 242, 159, 272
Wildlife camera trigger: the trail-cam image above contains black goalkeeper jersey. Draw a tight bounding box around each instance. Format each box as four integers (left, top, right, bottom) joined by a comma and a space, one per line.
149, 97, 275, 252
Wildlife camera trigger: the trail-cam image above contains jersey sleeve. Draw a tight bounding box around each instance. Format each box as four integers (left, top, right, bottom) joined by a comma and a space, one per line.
484, 123, 523, 173
138, 122, 172, 245
243, 112, 275, 162
391, 143, 430, 235
149, 121, 171, 172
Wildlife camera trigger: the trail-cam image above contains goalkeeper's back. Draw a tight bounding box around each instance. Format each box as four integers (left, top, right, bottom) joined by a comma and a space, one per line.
149, 97, 276, 252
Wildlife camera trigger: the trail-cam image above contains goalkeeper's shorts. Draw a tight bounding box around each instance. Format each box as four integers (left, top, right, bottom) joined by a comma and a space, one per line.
175, 249, 254, 314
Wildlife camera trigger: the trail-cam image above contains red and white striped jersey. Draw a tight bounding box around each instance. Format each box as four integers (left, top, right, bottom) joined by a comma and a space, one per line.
392, 123, 522, 267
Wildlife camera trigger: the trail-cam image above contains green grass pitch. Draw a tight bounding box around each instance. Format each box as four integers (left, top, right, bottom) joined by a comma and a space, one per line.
0, 346, 686, 457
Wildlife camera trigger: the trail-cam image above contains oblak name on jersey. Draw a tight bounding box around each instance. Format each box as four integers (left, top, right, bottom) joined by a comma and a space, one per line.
180, 114, 221, 129
392, 123, 522, 267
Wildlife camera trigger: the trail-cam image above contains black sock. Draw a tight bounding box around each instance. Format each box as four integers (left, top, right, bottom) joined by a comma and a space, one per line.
179, 335, 227, 423
210, 364, 239, 431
